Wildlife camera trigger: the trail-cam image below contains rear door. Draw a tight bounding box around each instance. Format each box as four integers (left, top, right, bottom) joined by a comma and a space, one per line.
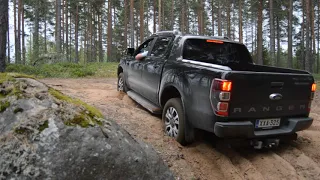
226, 72, 314, 119
140, 35, 174, 104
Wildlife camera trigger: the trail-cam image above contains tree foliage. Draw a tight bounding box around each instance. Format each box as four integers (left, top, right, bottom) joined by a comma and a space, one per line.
4, 0, 320, 73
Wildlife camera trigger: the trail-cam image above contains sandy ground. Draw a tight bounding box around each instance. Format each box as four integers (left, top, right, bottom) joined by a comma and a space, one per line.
41, 78, 320, 180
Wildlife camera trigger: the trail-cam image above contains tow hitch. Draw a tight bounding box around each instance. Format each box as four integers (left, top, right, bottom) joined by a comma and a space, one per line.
251, 139, 280, 149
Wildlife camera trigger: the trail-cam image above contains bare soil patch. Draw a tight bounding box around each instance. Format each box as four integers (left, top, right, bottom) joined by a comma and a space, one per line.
41, 78, 320, 180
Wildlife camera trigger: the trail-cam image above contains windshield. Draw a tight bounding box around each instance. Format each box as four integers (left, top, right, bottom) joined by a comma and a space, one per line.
182, 39, 253, 66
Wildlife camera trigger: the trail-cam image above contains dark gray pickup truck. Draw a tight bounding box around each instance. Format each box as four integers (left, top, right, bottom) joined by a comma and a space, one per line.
117, 31, 316, 149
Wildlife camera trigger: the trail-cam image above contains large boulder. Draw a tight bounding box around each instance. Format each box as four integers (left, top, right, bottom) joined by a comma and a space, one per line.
0, 73, 174, 180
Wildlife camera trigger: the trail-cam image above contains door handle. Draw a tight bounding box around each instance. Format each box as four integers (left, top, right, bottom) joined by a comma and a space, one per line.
271, 82, 284, 88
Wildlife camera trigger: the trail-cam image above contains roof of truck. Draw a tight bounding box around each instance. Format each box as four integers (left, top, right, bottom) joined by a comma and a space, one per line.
152, 30, 243, 45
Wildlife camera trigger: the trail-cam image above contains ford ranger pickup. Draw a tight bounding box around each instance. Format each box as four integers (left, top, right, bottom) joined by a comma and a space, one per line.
117, 31, 316, 149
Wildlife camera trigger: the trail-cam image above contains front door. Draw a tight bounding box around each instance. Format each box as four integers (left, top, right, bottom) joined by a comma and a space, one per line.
140, 36, 174, 104
127, 38, 155, 93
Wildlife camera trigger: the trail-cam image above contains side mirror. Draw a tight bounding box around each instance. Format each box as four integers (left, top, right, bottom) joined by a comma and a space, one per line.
127, 48, 135, 56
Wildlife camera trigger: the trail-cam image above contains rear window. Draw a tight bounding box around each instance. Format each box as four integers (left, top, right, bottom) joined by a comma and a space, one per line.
182, 39, 253, 65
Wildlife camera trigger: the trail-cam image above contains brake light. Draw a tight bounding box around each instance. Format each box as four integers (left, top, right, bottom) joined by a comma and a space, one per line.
211, 79, 232, 117
312, 83, 316, 92
206, 39, 224, 44
213, 79, 232, 92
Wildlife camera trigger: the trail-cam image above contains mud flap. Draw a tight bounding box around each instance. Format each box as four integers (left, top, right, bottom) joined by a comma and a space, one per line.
184, 118, 195, 143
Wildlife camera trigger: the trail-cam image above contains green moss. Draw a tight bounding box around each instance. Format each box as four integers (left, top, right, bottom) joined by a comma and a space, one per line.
0, 73, 15, 84
48, 88, 103, 127
38, 120, 49, 132
14, 107, 24, 114
0, 73, 35, 84
65, 114, 93, 128
14, 127, 28, 134
0, 101, 10, 113
0, 73, 26, 99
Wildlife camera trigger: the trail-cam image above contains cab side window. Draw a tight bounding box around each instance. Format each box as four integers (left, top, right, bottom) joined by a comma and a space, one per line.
150, 36, 173, 58
134, 38, 154, 56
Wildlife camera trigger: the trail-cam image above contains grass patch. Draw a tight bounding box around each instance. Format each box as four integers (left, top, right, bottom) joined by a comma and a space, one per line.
6, 62, 118, 78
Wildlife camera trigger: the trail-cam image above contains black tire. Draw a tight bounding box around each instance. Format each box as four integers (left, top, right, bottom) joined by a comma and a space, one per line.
117, 72, 128, 92
162, 98, 194, 145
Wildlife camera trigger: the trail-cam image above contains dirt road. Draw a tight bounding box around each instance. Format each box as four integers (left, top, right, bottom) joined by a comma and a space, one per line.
41, 78, 320, 180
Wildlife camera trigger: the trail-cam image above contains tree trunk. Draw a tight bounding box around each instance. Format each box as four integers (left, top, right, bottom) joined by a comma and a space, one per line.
239, 0, 243, 43
140, 0, 144, 42
21, 0, 25, 64
56, 0, 61, 54
211, 0, 214, 35
92, 9, 96, 62
310, 0, 315, 69
65, 0, 68, 61
227, 0, 231, 38
305, 0, 311, 72
130, 0, 134, 47
257, 0, 263, 65
62, 0, 65, 54
17, 0, 21, 63
7, 27, 10, 64
199, 0, 204, 35
269, 0, 275, 66
0, 0, 8, 72
317, 0, 320, 73
33, 0, 40, 62
181, 0, 186, 33
276, 16, 281, 67
124, 0, 128, 49
99, 10, 103, 62
107, 0, 112, 61
171, 0, 174, 29
14, 0, 18, 63
44, 16, 47, 53
301, 0, 305, 69
88, 7, 92, 62
197, 0, 201, 35
287, 0, 293, 68
153, 0, 156, 33
158, 0, 161, 31
75, 4, 79, 63
217, 1, 222, 36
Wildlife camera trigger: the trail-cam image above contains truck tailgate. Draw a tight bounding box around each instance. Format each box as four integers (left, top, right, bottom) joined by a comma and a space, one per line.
225, 72, 314, 119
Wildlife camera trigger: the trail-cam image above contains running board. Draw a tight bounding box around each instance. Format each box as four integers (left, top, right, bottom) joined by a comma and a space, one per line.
127, 91, 162, 114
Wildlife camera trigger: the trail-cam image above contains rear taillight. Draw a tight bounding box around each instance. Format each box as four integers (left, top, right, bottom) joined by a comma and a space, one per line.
309, 83, 316, 112
213, 79, 232, 92
210, 79, 232, 117
312, 83, 316, 92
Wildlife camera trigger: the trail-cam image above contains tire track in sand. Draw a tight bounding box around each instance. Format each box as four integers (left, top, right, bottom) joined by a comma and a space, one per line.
275, 145, 320, 180
237, 149, 301, 180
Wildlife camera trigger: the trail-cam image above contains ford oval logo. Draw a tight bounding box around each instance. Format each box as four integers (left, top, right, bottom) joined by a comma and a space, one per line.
269, 93, 283, 101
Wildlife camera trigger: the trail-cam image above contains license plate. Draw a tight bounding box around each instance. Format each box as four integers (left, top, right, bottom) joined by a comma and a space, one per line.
255, 118, 281, 128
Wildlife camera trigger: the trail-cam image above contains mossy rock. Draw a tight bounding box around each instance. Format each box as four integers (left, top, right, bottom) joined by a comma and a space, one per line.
38, 120, 49, 132
0, 101, 10, 112
49, 88, 103, 127
0, 73, 35, 84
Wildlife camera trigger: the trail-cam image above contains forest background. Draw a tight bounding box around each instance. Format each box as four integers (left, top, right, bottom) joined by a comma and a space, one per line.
2, 0, 320, 78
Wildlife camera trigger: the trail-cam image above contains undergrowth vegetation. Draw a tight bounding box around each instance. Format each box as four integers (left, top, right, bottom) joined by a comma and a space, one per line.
6, 62, 118, 78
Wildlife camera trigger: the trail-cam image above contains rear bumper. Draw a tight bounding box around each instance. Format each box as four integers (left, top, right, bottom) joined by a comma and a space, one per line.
214, 117, 313, 138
